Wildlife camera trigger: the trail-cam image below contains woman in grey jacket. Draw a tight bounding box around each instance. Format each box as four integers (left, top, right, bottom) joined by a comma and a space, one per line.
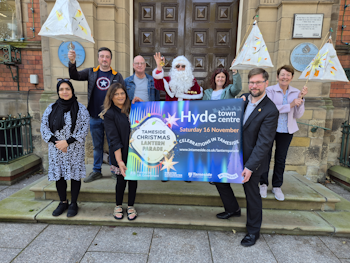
202, 63, 242, 101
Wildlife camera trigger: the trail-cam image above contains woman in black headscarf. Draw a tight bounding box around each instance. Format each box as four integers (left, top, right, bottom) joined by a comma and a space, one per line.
41, 79, 90, 217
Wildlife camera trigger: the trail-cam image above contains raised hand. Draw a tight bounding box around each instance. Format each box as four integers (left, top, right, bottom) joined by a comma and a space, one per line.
153, 52, 165, 71
231, 59, 237, 74
68, 50, 76, 63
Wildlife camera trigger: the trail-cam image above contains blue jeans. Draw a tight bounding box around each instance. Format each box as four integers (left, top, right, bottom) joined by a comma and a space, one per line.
90, 117, 110, 173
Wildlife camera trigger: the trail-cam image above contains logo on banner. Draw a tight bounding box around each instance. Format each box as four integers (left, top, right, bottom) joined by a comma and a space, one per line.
97, 77, 110, 90
130, 117, 177, 163
218, 173, 239, 180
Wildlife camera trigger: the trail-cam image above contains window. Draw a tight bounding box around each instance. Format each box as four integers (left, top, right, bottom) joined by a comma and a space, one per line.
0, 0, 19, 40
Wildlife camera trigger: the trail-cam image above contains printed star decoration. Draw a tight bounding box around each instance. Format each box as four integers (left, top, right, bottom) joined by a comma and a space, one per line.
165, 113, 180, 128
160, 155, 178, 172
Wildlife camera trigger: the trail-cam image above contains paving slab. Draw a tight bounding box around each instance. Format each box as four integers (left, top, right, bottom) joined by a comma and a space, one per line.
208, 231, 277, 263
29, 177, 55, 200
328, 166, 350, 184
0, 182, 53, 222
0, 248, 22, 263
148, 228, 212, 263
290, 171, 341, 210
0, 223, 47, 248
262, 209, 334, 235
31, 166, 338, 211
35, 201, 339, 235
329, 193, 350, 212
12, 224, 100, 263
341, 260, 350, 263
263, 235, 342, 263
81, 252, 148, 263
0, 186, 8, 191
88, 226, 153, 254
7, 174, 45, 190
0, 188, 19, 201
317, 211, 350, 236
318, 236, 350, 259
341, 194, 350, 202
35, 202, 247, 231
326, 183, 350, 195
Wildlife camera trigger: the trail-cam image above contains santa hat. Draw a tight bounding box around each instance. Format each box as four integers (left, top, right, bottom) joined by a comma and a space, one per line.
171, 56, 193, 70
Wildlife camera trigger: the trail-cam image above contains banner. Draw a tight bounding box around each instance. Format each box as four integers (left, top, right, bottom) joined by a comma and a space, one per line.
125, 99, 244, 183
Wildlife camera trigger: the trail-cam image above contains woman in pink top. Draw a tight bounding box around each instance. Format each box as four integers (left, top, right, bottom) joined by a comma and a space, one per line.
259, 65, 308, 201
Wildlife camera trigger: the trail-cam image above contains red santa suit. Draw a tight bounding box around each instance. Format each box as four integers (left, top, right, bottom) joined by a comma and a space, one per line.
152, 56, 203, 101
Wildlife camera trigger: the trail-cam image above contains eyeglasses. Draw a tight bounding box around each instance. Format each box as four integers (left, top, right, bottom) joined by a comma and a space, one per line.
57, 78, 70, 82
175, 65, 186, 69
248, 80, 266, 86
134, 62, 146, 66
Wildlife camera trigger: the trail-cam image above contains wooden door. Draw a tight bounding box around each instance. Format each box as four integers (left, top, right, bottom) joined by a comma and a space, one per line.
134, 0, 239, 89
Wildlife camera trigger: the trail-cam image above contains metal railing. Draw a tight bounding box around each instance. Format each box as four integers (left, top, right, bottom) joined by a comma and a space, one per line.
0, 114, 33, 163
339, 121, 350, 168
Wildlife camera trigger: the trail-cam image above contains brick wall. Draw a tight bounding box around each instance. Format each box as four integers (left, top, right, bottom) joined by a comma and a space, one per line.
0, 0, 43, 91
331, 0, 350, 98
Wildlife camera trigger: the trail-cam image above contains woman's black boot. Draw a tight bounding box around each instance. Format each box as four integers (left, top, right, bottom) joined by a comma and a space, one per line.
52, 200, 69, 216
67, 202, 79, 217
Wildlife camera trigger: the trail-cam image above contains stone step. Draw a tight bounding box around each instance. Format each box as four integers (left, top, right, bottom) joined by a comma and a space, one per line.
30, 165, 340, 211
2, 177, 350, 237
328, 165, 350, 191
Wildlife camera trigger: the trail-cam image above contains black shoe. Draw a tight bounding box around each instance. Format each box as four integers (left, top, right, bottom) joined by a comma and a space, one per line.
185, 181, 191, 183
161, 180, 168, 182
52, 201, 69, 216
209, 182, 215, 185
67, 202, 79, 217
216, 209, 241, 219
241, 233, 259, 247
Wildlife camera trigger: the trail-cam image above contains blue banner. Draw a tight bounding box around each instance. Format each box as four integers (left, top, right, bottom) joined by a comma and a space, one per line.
125, 99, 244, 183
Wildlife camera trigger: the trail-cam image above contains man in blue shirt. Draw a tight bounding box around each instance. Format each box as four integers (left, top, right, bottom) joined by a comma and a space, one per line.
124, 55, 160, 102
68, 47, 125, 183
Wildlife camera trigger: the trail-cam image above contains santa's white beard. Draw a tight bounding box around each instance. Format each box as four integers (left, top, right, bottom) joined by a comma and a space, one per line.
169, 70, 194, 95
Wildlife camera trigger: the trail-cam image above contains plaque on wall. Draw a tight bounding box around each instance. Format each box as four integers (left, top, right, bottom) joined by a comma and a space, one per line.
290, 43, 319, 72
293, 14, 323, 39
58, 41, 86, 68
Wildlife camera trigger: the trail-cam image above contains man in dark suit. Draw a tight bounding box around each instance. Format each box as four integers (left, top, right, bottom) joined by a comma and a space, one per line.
215, 68, 279, 247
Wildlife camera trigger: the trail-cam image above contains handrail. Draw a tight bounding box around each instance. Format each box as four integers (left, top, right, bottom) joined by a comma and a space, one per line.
297, 122, 331, 133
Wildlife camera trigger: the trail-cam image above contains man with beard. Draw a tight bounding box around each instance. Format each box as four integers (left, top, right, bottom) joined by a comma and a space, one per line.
152, 53, 203, 183
152, 53, 203, 101
215, 68, 278, 247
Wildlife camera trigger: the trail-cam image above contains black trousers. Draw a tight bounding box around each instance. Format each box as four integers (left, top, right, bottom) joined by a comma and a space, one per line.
116, 175, 137, 206
216, 174, 262, 236
56, 177, 81, 203
260, 132, 293, 187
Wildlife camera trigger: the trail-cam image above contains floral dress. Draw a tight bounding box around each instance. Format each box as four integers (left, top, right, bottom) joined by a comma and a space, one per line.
41, 102, 90, 181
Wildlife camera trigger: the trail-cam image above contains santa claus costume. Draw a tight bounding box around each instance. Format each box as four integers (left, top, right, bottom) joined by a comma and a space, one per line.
152, 56, 203, 101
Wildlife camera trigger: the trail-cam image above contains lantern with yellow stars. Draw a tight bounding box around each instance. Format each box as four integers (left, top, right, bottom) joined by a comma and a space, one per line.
299, 37, 348, 83
39, 0, 95, 44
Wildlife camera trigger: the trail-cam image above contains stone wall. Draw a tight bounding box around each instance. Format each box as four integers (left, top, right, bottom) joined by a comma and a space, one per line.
331, 0, 350, 98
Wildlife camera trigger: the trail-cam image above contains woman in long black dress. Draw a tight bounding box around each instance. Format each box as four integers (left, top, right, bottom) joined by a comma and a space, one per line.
100, 83, 138, 220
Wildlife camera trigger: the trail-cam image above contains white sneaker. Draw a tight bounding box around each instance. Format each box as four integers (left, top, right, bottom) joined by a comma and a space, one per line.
259, 184, 268, 198
272, 187, 285, 201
